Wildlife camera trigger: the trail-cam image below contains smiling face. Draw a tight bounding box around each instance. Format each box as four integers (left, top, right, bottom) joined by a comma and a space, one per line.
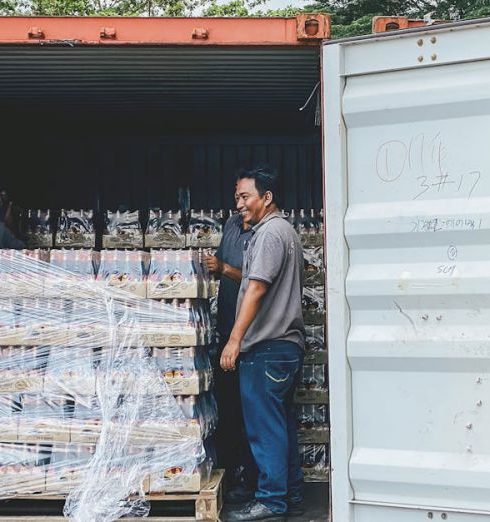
235, 177, 273, 226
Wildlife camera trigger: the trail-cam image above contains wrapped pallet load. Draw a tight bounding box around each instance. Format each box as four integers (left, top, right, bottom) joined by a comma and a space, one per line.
0, 249, 213, 520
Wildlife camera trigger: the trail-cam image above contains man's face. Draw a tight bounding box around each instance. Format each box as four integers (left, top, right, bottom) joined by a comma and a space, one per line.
235, 178, 270, 226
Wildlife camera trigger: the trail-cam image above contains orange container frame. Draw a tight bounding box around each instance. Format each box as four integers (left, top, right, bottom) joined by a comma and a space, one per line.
0, 15, 330, 46
372, 16, 448, 33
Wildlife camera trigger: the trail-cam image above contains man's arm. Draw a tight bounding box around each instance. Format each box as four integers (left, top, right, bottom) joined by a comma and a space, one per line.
205, 255, 242, 283
220, 279, 268, 370
222, 262, 242, 282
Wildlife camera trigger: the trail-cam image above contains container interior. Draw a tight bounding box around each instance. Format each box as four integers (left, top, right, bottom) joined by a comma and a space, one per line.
0, 44, 322, 212
0, 41, 328, 517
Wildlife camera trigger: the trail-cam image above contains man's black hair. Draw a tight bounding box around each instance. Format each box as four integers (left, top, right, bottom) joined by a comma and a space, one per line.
237, 166, 281, 207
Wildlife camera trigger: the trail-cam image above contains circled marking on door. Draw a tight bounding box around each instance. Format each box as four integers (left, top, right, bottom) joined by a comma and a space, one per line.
447, 245, 458, 260
375, 140, 407, 183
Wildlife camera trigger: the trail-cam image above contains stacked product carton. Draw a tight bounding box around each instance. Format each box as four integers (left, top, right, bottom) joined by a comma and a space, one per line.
0, 247, 216, 519
285, 209, 329, 483
24, 208, 224, 250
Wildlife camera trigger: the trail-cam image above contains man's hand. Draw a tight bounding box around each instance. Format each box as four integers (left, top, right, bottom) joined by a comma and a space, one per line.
204, 254, 223, 275
220, 338, 241, 371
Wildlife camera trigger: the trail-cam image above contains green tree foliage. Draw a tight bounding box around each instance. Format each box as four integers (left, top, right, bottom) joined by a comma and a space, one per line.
308, 0, 490, 37
202, 0, 261, 16
1, 0, 490, 37
203, 0, 490, 32
0, 0, 200, 16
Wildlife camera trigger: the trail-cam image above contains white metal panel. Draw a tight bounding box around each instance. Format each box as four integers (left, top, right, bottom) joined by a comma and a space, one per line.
324, 20, 490, 522
322, 42, 354, 522
353, 503, 490, 521
343, 19, 490, 76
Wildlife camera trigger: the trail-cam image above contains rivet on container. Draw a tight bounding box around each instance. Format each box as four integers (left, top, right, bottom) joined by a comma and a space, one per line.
192, 28, 209, 40
100, 27, 116, 39
27, 26, 44, 39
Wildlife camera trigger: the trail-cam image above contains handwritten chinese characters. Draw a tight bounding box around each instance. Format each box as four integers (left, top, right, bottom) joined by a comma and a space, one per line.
410, 217, 483, 233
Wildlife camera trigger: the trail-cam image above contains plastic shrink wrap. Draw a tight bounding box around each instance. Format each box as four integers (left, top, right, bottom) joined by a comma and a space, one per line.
0, 250, 212, 521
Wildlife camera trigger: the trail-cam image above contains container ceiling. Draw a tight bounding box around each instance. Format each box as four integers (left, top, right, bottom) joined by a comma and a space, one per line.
0, 45, 319, 114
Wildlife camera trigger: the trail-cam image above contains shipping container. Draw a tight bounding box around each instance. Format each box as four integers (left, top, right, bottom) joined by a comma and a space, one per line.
3, 13, 489, 522
0, 15, 329, 520
324, 18, 490, 522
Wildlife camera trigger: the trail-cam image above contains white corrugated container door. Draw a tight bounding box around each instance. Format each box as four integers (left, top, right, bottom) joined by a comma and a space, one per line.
323, 20, 490, 522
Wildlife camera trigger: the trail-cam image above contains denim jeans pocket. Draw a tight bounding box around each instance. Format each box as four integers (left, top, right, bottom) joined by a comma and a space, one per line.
265, 359, 299, 397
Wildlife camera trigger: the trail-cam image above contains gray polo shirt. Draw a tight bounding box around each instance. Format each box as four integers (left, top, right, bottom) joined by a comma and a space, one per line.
236, 211, 305, 352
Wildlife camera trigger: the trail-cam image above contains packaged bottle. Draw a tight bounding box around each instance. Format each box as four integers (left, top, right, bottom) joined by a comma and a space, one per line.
303, 246, 324, 286
145, 209, 185, 248
97, 250, 147, 297
55, 209, 95, 248
25, 209, 53, 248
103, 210, 143, 249
148, 250, 204, 299
187, 209, 224, 248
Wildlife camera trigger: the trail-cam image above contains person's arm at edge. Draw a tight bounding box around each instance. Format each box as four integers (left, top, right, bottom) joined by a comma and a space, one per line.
220, 279, 268, 370
205, 254, 242, 283
1, 223, 24, 249
221, 262, 242, 283
206, 216, 243, 282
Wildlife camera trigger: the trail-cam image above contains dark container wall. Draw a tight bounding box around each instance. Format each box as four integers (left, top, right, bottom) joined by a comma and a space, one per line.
2, 132, 322, 213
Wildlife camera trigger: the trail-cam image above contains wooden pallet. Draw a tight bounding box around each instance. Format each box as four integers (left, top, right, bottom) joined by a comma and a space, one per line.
0, 470, 224, 522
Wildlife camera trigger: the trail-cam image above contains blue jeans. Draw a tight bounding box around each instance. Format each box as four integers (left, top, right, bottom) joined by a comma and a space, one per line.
239, 340, 304, 514
215, 336, 258, 487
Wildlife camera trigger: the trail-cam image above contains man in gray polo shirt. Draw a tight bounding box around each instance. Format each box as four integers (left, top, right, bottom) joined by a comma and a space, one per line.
223, 167, 305, 522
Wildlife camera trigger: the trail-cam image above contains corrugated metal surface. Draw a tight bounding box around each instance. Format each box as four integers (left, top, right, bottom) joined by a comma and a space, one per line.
324, 21, 490, 522
3, 134, 322, 211
0, 45, 319, 112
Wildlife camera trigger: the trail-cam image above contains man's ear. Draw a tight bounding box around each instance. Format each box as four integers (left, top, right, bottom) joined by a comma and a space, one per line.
264, 191, 273, 207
